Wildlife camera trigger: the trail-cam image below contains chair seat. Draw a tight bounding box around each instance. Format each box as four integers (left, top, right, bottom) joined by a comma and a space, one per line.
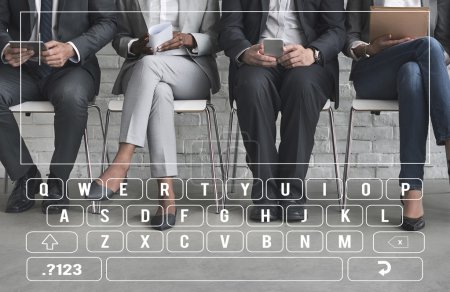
352, 99, 399, 112
108, 99, 208, 113
9, 101, 54, 113
232, 99, 332, 111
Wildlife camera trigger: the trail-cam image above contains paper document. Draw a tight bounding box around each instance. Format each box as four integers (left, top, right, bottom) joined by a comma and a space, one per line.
147, 22, 173, 51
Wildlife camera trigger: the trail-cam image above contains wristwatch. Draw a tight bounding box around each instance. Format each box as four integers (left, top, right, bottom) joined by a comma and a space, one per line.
310, 47, 323, 65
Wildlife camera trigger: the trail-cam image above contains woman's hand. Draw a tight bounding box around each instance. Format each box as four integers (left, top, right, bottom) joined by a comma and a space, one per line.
130, 33, 154, 56
158, 32, 197, 52
366, 34, 412, 56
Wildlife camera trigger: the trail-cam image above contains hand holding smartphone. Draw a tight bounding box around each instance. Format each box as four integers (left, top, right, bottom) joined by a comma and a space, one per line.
262, 38, 284, 58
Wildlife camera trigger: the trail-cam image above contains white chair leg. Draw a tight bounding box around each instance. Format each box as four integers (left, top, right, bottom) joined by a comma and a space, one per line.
342, 108, 356, 210
225, 108, 236, 206
208, 104, 225, 210
328, 107, 342, 206
205, 106, 221, 214
3, 172, 8, 194
101, 110, 111, 174
84, 128, 100, 214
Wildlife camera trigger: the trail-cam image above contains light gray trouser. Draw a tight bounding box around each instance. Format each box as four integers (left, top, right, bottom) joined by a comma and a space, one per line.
120, 55, 211, 178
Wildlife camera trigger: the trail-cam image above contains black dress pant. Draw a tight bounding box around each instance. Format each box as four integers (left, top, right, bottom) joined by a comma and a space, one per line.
234, 64, 333, 203
0, 63, 95, 181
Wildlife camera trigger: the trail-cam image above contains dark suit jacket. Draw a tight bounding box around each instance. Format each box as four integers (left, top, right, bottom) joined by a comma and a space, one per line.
344, 0, 450, 66
0, 0, 117, 94
218, 0, 346, 108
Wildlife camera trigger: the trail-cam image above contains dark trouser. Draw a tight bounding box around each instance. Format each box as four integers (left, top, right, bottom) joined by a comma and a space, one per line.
352, 37, 450, 190
0, 63, 95, 182
234, 64, 333, 203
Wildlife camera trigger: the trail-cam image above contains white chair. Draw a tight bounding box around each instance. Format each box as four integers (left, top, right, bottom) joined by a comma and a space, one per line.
225, 100, 343, 206
102, 98, 225, 213
3, 100, 106, 213
342, 99, 399, 208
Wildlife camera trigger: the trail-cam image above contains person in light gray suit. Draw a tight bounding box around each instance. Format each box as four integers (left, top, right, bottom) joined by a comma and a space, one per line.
344, 0, 450, 231
89, 0, 220, 231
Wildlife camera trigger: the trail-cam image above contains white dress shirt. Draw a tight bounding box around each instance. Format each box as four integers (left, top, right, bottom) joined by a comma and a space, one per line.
1, 0, 80, 64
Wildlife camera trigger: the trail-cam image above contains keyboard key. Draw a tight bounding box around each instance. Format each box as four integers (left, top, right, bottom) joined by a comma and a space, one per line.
373, 231, 425, 253
27, 257, 102, 281
206, 230, 245, 253
326, 231, 364, 253
106, 178, 143, 200
171, 205, 204, 227
46, 205, 84, 227
386, 178, 423, 201
306, 178, 343, 201
226, 178, 262, 201
366, 205, 403, 227
326, 205, 364, 227
166, 230, 204, 253
86, 205, 124, 227
125, 205, 163, 228
206, 205, 244, 227
346, 178, 383, 201
66, 178, 99, 201
26, 231, 78, 253
26, 178, 63, 201
246, 230, 284, 253
86, 231, 124, 253
146, 178, 184, 201
126, 230, 164, 253
266, 178, 303, 201
186, 178, 223, 201
246, 205, 283, 227
286, 205, 324, 228
347, 257, 423, 281
286, 230, 323, 253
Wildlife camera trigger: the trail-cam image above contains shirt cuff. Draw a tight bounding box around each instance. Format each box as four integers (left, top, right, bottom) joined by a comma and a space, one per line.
127, 38, 139, 56
235, 47, 251, 66
349, 40, 369, 61
67, 42, 81, 63
1, 43, 10, 64
445, 51, 450, 65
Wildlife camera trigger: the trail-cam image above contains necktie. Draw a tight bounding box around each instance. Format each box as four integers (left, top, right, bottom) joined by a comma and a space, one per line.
38, 0, 53, 77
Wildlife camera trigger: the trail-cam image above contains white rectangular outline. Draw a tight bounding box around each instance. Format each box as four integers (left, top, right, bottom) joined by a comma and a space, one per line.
245, 230, 284, 253
26, 231, 78, 254
26, 178, 63, 201
266, 178, 304, 201
325, 230, 364, 253
169, 204, 205, 228
86, 230, 124, 253
372, 231, 426, 254
285, 204, 324, 228
345, 178, 384, 201
366, 205, 403, 227
106, 178, 144, 201
326, 205, 364, 228
225, 178, 263, 201
285, 230, 324, 253
306, 178, 343, 201
245, 205, 284, 227
347, 257, 424, 282
166, 230, 205, 253
66, 178, 103, 201
26, 257, 102, 282
86, 205, 125, 228
125, 230, 164, 253
206, 205, 244, 228
125, 204, 164, 228
146, 177, 185, 201
205, 230, 245, 253
385, 178, 424, 201
186, 178, 224, 201
105, 256, 344, 282
46, 205, 84, 227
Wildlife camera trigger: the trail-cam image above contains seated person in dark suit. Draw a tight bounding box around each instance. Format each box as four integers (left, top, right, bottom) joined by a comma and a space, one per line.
0, 0, 117, 214
219, 0, 345, 222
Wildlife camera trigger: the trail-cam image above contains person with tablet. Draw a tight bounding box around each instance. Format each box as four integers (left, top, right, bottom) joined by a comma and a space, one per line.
219, 0, 345, 222
0, 0, 116, 215
87, 0, 220, 231
345, 0, 450, 231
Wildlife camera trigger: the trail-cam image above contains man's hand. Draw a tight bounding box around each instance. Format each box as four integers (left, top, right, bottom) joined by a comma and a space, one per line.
278, 45, 315, 69
158, 32, 197, 52
41, 41, 76, 68
366, 34, 412, 56
241, 44, 277, 67
3, 46, 35, 67
130, 33, 154, 56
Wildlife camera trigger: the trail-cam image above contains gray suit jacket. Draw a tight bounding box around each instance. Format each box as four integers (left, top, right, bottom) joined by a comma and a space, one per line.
0, 0, 117, 94
344, 0, 450, 65
112, 0, 220, 95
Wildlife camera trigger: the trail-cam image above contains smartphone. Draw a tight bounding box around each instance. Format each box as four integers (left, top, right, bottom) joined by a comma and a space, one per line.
263, 38, 284, 58
9, 41, 47, 52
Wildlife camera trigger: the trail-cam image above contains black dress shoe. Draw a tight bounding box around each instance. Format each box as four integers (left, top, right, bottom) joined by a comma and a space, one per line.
281, 201, 305, 222
42, 177, 68, 214
5, 166, 41, 213
151, 209, 177, 231
401, 216, 425, 231
249, 205, 279, 222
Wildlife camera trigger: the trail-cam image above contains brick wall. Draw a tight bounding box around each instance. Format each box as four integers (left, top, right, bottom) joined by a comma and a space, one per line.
2, 48, 450, 183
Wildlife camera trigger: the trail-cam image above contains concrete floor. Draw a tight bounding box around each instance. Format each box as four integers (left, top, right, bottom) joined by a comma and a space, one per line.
0, 179, 449, 292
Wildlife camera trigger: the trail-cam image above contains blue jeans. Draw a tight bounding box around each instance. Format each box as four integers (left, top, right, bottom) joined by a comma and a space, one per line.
352, 37, 450, 189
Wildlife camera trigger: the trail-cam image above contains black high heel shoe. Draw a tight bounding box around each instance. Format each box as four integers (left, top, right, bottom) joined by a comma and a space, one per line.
151, 208, 177, 231
400, 194, 425, 231
87, 178, 127, 201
